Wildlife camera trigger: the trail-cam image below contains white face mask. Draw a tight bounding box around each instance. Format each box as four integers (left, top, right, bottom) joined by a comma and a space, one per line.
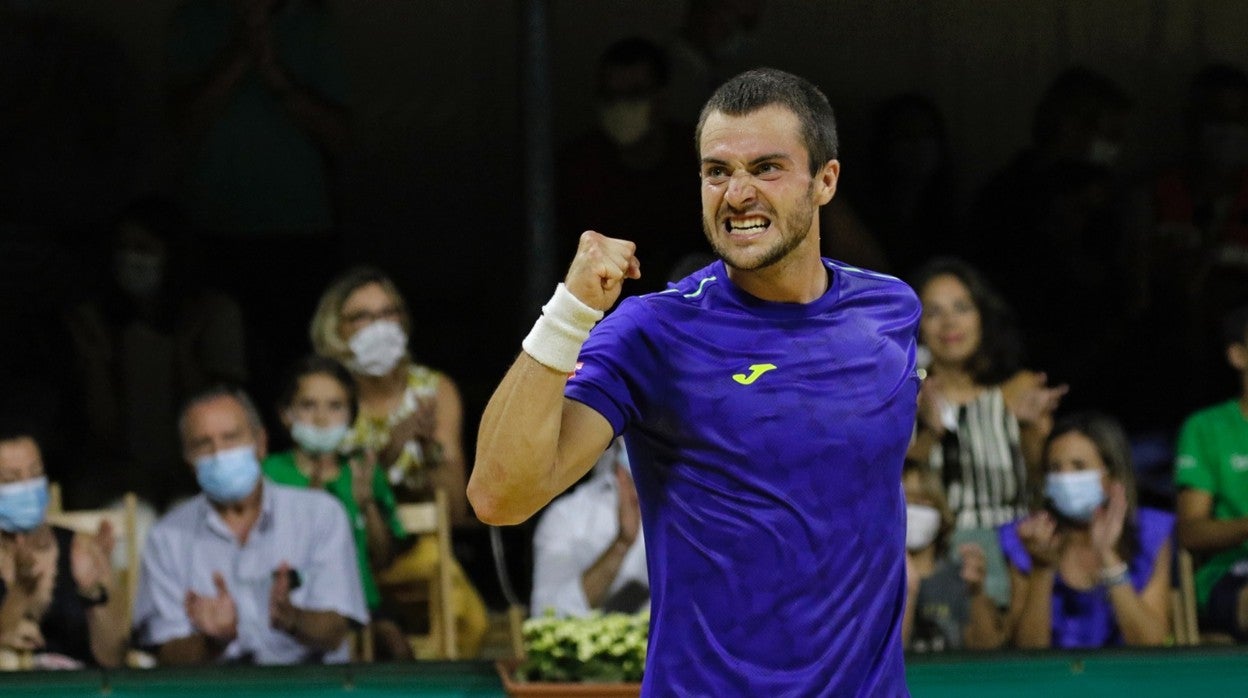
346, 320, 407, 376
290, 421, 349, 455
114, 250, 164, 298
598, 100, 652, 147
1045, 470, 1105, 522
905, 504, 941, 551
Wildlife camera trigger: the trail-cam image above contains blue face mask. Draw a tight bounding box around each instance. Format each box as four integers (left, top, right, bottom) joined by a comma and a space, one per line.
1045, 470, 1105, 522
195, 445, 261, 503
0, 476, 49, 533
290, 421, 349, 455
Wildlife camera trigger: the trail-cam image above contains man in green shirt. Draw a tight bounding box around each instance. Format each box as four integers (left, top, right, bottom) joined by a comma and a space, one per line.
1176, 303, 1248, 640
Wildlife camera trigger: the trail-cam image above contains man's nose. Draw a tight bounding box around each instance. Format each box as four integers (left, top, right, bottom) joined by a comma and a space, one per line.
724, 171, 756, 208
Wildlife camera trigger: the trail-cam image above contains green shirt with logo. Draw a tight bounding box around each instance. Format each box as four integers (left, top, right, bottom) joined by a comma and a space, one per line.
1174, 399, 1248, 608
263, 451, 406, 609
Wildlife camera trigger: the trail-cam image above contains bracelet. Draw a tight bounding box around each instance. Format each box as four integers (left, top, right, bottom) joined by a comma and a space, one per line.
521, 284, 604, 372
1101, 561, 1130, 588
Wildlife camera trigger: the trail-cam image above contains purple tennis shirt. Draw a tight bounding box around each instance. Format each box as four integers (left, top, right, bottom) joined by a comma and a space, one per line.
565, 258, 921, 697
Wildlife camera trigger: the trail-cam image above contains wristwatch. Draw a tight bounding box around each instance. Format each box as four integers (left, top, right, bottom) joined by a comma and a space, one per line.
77, 583, 109, 607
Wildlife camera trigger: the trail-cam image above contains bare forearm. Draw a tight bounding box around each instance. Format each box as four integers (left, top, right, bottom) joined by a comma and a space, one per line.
276, 88, 349, 158
901, 586, 918, 647
1106, 585, 1167, 646
361, 502, 394, 569
169, 41, 252, 140
84, 605, 126, 668
580, 540, 630, 610
905, 426, 941, 465
0, 591, 32, 640
1177, 517, 1248, 552
469, 354, 571, 525
157, 634, 225, 665
1013, 568, 1055, 648
963, 593, 1006, 650
282, 608, 350, 652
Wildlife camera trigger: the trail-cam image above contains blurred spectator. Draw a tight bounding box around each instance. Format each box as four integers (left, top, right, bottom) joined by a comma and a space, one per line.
164, 0, 351, 411
556, 36, 703, 298
262, 355, 413, 660
965, 67, 1134, 413
64, 197, 246, 510
1129, 63, 1248, 425
852, 93, 960, 279
165, 0, 348, 238
0, 428, 126, 668
906, 257, 1067, 605
309, 267, 487, 657
530, 439, 648, 618
666, 0, 765, 123
132, 386, 366, 665
1001, 412, 1173, 648
901, 461, 1002, 652
1174, 303, 1248, 641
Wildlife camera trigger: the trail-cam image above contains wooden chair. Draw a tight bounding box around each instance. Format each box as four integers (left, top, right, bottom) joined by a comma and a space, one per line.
45, 483, 140, 630
1174, 547, 1237, 646
375, 489, 457, 659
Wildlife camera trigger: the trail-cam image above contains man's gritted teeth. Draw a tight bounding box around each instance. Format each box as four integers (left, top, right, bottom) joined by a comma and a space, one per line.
723, 215, 771, 234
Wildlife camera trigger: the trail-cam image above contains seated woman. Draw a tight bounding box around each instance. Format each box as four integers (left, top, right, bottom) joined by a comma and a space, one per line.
0, 429, 126, 668
262, 355, 412, 660
308, 267, 487, 658
902, 461, 1003, 652
1001, 412, 1173, 648
907, 256, 1068, 606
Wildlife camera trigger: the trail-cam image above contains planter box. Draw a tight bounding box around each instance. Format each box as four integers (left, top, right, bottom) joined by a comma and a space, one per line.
496, 660, 642, 698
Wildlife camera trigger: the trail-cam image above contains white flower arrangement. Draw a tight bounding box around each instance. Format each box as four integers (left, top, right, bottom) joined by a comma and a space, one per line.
516, 610, 649, 683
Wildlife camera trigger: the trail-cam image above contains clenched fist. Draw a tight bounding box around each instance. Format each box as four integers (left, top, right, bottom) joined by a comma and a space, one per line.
564, 231, 642, 311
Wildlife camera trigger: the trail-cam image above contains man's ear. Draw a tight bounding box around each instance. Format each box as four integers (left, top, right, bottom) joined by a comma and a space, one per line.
813, 159, 840, 207
1228, 342, 1248, 372
256, 427, 269, 461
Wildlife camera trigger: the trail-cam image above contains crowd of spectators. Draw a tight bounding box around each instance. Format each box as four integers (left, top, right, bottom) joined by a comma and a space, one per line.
3, 0, 1248, 673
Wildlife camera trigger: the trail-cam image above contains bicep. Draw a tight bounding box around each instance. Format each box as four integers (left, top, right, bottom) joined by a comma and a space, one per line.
551, 399, 616, 496
1176, 489, 1213, 523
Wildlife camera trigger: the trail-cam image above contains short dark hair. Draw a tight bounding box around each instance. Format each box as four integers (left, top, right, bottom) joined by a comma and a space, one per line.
598, 36, 670, 88
695, 68, 839, 175
276, 355, 360, 424
177, 384, 265, 448
908, 256, 1023, 385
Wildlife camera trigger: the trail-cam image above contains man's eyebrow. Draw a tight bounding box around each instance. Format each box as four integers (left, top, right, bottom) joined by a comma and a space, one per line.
699, 153, 792, 167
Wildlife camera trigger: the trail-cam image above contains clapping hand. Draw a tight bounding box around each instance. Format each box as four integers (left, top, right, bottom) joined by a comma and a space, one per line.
1017, 511, 1064, 569
1091, 481, 1128, 561
348, 450, 378, 510
958, 542, 987, 596
1009, 373, 1069, 427
186, 572, 238, 644
70, 519, 114, 597
379, 399, 438, 467
269, 562, 299, 634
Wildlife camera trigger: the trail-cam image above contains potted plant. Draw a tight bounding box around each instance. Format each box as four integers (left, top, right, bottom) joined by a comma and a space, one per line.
496, 611, 648, 697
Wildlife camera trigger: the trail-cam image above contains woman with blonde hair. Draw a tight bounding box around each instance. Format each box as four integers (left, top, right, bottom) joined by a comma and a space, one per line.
309, 266, 486, 658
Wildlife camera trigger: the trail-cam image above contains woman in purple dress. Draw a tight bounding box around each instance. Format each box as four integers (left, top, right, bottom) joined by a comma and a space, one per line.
1000, 412, 1173, 647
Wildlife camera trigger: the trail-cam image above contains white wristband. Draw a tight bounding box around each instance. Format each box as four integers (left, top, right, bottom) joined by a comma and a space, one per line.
522, 284, 604, 372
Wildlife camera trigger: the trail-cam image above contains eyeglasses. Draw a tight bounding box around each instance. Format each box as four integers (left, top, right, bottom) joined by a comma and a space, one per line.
341, 306, 402, 327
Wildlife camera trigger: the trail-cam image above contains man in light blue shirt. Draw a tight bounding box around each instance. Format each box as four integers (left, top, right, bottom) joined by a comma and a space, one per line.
132, 386, 367, 665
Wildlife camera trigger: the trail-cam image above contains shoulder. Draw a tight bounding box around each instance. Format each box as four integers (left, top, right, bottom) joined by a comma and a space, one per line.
1136, 506, 1176, 539
1182, 400, 1238, 429
827, 259, 921, 312
149, 495, 209, 545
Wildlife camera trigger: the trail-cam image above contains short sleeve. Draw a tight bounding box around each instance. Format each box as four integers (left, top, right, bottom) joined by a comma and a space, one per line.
1174, 413, 1217, 494
564, 298, 662, 437
132, 526, 194, 648
300, 495, 369, 626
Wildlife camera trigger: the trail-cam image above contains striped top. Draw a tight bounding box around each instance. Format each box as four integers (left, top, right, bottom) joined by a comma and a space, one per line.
928, 386, 1029, 529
